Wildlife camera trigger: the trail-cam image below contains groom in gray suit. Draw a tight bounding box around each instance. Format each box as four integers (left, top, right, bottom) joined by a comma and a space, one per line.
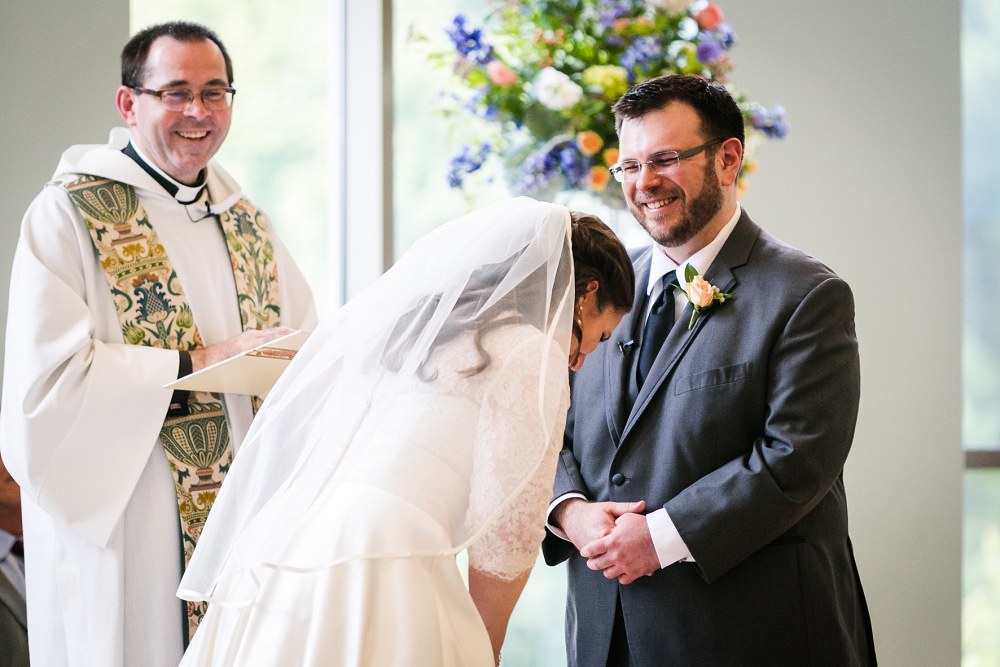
542, 75, 876, 666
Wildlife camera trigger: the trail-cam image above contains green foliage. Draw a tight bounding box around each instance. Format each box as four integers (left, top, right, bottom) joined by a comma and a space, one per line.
431, 0, 784, 200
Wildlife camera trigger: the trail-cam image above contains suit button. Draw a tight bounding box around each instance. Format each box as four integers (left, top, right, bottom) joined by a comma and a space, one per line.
611, 473, 626, 486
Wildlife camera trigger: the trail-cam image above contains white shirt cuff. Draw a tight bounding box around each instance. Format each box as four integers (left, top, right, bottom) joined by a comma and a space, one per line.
645, 508, 695, 568
545, 492, 588, 542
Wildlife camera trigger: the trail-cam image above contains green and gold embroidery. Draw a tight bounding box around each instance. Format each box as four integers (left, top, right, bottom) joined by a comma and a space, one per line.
53, 173, 280, 643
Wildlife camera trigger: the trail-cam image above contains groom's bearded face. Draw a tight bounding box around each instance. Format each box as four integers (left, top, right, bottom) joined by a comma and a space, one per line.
618, 103, 725, 248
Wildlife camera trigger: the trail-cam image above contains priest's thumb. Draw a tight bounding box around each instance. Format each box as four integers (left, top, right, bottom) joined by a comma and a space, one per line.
608, 500, 645, 518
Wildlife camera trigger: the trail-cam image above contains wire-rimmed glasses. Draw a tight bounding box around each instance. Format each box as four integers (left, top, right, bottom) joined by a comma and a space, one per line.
609, 138, 724, 183
131, 86, 236, 112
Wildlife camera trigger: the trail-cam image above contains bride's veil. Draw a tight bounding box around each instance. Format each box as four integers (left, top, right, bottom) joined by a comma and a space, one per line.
179, 197, 574, 605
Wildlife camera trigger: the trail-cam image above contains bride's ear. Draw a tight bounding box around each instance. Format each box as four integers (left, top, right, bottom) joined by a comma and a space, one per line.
578, 280, 599, 307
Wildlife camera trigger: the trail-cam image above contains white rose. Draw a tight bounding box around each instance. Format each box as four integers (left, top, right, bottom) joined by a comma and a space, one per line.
648, 0, 692, 14
533, 67, 584, 111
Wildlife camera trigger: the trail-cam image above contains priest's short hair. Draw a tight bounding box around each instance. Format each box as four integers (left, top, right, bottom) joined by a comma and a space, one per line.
121, 21, 234, 89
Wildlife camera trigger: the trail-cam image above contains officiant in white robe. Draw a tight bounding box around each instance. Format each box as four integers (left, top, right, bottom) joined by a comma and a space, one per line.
0, 22, 316, 667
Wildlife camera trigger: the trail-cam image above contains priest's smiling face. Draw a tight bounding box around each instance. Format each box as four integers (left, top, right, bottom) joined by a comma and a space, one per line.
117, 36, 233, 185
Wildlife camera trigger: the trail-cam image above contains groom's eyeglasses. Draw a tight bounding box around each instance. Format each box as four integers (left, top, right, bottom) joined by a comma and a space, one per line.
609, 138, 725, 183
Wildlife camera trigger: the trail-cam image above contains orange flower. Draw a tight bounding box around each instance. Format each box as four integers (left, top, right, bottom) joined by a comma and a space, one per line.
742, 159, 758, 174
589, 166, 611, 192
576, 131, 604, 156
695, 4, 724, 31
602, 147, 619, 167
737, 177, 750, 200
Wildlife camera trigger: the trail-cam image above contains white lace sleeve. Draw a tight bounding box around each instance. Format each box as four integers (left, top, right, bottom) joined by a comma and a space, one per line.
466, 333, 570, 580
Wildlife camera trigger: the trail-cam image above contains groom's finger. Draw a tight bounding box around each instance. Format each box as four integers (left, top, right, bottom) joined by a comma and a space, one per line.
585, 553, 622, 577
580, 536, 610, 559
606, 500, 645, 518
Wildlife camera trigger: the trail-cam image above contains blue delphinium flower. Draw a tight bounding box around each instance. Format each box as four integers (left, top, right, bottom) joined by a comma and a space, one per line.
750, 105, 790, 139
698, 23, 736, 55
518, 142, 591, 193
620, 36, 662, 81
448, 143, 492, 188
517, 147, 560, 193
599, 0, 629, 29
558, 144, 589, 188
713, 23, 737, 50
696, 40, 723, 64
467, 86, 498, 121
447, 15, 494, 65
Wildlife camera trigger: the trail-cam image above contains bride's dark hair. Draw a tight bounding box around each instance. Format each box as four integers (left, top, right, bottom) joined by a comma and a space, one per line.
383, 211, 634, 379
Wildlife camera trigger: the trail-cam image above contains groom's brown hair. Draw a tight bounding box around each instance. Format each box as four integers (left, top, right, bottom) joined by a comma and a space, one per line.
612, 75, 745, 150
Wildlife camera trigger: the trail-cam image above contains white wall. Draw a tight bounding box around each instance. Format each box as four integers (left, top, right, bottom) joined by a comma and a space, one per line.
725, 1, 963, 664
0, 0, 129, 380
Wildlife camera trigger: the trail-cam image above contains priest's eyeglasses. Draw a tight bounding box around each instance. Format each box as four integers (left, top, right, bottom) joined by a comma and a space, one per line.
131, 86, 237, 111
609, 138, 724, 183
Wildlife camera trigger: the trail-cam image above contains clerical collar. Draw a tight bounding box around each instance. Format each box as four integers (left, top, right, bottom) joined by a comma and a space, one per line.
122, 142, 208, 205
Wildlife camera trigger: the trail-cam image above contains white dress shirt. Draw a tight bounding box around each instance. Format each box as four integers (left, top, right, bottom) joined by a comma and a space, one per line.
548, 203, 742, 569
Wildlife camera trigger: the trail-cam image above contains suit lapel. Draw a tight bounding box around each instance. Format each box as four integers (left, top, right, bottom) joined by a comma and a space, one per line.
0, 570, 26, 630
604, 246, 652, 447
620, 212, 760, 443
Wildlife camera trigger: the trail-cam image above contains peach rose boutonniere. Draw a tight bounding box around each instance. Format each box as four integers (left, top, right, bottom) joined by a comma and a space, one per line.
682, 264, 733, 329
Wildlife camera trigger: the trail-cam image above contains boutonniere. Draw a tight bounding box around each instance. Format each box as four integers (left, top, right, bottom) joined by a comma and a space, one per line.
682, 264, 734, 330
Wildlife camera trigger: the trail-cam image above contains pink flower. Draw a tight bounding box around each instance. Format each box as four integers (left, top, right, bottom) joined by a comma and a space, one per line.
487, 60, 517, 87
695, 4, 724, 31
686, 275, 716, 308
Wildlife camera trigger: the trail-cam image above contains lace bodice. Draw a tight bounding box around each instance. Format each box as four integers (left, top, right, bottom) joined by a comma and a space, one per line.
383, 322, 569, 581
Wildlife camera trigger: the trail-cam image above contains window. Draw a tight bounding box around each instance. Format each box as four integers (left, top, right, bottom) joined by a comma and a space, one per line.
962, 0, 1000, 663
394, 2, 569, 664
130, 0, 335, 315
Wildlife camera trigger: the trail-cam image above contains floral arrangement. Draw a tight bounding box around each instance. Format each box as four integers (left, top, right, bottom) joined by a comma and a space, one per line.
432, 0, 788, 205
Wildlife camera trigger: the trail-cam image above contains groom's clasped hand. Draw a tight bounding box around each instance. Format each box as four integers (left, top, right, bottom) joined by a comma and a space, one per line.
554, 498, 661, 585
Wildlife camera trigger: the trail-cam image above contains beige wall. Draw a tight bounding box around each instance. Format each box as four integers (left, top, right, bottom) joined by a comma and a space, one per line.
0, 0, 129, 379
726, 1, 963, 664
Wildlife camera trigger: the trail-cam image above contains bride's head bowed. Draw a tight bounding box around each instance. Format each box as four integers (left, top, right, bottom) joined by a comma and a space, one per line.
567, 211, 634, 370
381, 206, 634, 378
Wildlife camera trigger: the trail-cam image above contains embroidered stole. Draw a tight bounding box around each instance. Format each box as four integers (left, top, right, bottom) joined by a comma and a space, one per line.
53, 173, 280, 643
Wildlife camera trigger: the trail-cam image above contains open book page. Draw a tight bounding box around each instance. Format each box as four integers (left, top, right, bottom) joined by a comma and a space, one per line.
165, 330, 311, 397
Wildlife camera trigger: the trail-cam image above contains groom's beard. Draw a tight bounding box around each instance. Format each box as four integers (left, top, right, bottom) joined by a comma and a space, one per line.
631, 156, 724, 248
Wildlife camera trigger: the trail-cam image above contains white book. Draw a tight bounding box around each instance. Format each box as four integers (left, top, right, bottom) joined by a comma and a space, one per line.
164, 330, 311, 398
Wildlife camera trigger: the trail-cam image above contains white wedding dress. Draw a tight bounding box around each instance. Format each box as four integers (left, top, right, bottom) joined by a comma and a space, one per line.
177, 197, 574, 667
179, 323, 570, 667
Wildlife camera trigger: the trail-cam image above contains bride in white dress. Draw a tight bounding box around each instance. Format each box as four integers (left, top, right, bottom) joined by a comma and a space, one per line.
176, 198, 635, 667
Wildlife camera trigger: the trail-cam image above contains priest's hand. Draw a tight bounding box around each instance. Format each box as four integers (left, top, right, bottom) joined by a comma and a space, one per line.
552, 498, 645, 553
580, 512, 660, 585
190, 327, 297, 372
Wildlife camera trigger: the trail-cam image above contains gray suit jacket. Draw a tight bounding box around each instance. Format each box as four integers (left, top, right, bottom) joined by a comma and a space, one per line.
0, 567, 28, 667
542, 211, 875, 667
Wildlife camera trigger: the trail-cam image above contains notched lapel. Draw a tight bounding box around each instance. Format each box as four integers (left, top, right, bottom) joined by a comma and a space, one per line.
620, 213, 760, 442
604, 246, 651, 447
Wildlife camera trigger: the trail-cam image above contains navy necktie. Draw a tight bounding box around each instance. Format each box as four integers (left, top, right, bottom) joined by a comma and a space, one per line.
637, 272, 680, 389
